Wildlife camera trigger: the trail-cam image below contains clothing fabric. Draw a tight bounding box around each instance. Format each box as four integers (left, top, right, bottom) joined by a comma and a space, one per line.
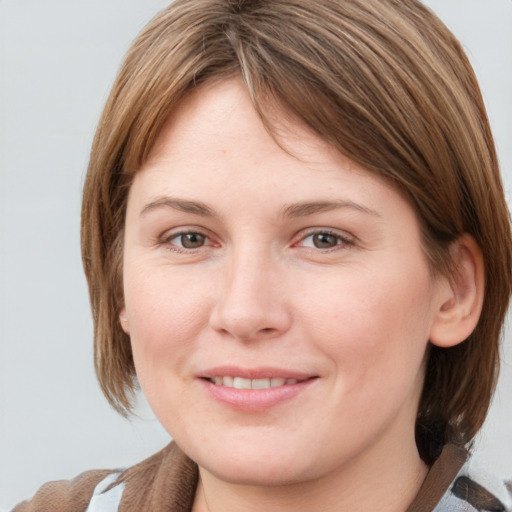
12, 442, 512, 512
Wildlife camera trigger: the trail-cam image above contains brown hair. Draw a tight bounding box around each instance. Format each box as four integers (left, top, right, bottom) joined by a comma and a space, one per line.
81, 0, 512, 463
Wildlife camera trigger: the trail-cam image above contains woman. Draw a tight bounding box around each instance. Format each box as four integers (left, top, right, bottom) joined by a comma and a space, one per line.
14, 0, 512, 510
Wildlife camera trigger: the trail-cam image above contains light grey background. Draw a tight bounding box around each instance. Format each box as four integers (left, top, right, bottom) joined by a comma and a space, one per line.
0, 1, 511, 509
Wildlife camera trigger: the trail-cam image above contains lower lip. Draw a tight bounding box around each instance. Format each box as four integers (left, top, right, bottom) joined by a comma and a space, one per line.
199, 378, 317, 412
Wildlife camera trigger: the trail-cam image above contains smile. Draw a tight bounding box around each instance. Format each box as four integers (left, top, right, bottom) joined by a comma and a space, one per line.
207, 376, 305, 389
200, 372, 318, 412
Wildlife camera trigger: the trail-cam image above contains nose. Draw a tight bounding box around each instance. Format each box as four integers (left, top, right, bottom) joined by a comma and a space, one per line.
209, 250, 292, 341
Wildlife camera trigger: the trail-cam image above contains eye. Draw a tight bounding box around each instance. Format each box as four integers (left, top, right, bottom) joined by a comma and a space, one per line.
164, 231, 210, 250
298, 230, 353, 250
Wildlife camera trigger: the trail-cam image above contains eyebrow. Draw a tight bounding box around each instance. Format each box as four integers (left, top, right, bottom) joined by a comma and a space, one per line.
140, 197, 215, 217
140, 197, 380, 219
281, 200, 380, 218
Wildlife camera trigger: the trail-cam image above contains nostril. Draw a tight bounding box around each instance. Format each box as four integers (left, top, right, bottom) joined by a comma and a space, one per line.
256, 327, 279, 337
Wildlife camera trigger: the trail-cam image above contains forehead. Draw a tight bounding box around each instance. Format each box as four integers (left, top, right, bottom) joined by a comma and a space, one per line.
138, 80, 357, 188
126, 79, 423, 243
142, 78, 383, 190
146, 79, 332, 167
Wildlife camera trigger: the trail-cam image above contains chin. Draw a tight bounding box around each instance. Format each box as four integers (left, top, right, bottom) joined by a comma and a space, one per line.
202, 457, 310, 486
179, 432, 327, 486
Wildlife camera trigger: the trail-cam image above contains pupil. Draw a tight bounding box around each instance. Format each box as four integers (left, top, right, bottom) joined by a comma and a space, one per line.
313, 233, 337, 249
181, 233, 205, 249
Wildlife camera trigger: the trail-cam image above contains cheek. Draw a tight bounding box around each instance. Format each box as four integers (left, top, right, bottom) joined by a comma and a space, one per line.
299, 264, 434, 382
123, 265, 213, 373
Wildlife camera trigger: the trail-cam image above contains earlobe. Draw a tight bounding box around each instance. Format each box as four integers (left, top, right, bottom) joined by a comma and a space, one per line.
119, 307, 130, 334
429, 235, 484, 348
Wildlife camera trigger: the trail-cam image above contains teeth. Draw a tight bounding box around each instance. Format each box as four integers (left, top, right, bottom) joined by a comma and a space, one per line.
270, 377, 285, 387
210, 377, 303, 388
233, 377, 252, 389
252, 378, 270, 389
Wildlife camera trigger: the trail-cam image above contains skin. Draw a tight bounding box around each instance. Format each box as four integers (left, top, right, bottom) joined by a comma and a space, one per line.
120, 78, 459, 511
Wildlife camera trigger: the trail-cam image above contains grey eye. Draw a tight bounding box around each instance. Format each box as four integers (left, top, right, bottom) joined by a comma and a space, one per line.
312, 233, 340, 249
180, 232, 206, 249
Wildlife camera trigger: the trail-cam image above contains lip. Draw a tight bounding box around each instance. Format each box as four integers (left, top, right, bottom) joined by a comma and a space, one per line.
199, 366, 314, 380
198, 366, 318, 412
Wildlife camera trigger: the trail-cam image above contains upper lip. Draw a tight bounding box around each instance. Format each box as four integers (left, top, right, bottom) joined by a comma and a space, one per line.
198, 366, 316, 380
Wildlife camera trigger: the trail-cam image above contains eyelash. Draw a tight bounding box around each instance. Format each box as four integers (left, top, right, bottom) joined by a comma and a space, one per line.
160, 229, 215, 252
158, 228, 354, 254
295, 230, 355, 251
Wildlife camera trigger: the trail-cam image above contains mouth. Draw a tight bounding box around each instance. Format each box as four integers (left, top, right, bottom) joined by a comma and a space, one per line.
205, 376, 308, 389
199, 369, 318, 411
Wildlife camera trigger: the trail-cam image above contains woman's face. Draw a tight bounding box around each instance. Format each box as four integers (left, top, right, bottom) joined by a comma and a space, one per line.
121, 78, 447, 485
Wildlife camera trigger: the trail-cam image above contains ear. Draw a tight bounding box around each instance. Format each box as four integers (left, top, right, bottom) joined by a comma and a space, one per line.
119, 307, 130, 335
429, 235, 484, 348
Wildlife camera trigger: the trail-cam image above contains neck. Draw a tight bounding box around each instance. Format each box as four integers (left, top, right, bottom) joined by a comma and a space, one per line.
192, 435, 428, 512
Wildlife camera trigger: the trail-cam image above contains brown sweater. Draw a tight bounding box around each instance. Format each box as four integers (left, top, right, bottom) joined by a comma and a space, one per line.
12, 443, 198, 512
14, 443, 497, 512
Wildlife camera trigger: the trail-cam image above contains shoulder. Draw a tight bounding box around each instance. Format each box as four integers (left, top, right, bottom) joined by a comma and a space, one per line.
409, 444, 512, 512
11, 469, 118, 512
11, 443, 198, 512
436, 455, 512, 512
116, 442, 198, 511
